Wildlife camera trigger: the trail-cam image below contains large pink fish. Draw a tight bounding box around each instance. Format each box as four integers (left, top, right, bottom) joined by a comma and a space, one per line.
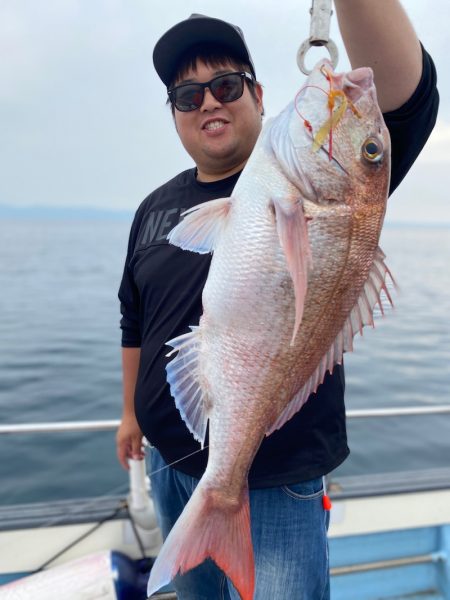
147, 59, 391, 600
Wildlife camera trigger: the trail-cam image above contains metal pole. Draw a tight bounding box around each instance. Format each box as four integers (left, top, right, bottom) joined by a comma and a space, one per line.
331, 551, 446, 576
0, 419, 121, 434
297, 0, 339, 74
346, 406, 450, 419
1, 406, 449, 435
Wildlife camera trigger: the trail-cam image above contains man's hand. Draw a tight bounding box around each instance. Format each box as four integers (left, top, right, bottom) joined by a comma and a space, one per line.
116, 412, 145, 470
118, 347, 143, 470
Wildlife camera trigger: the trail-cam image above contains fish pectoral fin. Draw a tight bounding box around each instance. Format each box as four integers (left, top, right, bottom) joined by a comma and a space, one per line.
166, 326, 208, 447
272, 195, 312, 345
167, 197, 232, 254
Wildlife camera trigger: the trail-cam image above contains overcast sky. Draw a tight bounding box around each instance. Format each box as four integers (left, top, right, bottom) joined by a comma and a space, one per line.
1, 0, 449, 224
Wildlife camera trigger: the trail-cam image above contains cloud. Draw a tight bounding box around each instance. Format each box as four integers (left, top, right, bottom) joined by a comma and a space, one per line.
0, 0, 448, 217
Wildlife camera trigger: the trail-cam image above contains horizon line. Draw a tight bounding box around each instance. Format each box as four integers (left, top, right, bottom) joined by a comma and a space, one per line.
0, 203, 449, 227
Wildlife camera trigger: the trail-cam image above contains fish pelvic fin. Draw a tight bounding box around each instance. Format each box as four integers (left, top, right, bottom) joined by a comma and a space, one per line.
147, 482, 254, 600
272, 195, 312, 345
267, 246, 395, 435
166, 326, 208, 447
167, 197, 232, 254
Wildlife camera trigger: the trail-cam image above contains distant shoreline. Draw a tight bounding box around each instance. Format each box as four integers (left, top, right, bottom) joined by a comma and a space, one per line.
0, 205, 134, 221
0, 204, 448, 227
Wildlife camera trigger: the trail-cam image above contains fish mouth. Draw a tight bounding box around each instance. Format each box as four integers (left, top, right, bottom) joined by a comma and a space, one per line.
326, 65, 375, 104
346, 66, 373, 86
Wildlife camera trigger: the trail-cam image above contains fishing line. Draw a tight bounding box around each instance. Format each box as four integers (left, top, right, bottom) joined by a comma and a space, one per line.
147, 444, 209, 477
295, 66, 362, 162
0, 445, 209, 556
294, 83, 329, 136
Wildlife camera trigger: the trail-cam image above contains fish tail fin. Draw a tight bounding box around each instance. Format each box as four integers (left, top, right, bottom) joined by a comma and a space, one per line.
147, 482, 254, 600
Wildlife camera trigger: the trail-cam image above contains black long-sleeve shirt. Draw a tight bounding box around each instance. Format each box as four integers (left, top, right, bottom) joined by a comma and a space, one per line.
118, 47, 439, 487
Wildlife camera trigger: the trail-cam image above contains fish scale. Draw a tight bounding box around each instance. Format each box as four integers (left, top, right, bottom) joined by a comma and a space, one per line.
148, 59, 391, 600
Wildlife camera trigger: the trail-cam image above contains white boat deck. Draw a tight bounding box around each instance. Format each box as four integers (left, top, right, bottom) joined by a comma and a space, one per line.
1, 409, 449, 599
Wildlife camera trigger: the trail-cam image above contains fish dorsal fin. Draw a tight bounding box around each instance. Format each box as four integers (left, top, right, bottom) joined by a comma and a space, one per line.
266, 247, 394, 435
272, 195, 312, 345
167, 197, 232, 254
166, 326, 209, 447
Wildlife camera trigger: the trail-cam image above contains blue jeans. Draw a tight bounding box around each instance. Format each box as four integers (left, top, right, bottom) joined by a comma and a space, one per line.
150, 448, 330, 600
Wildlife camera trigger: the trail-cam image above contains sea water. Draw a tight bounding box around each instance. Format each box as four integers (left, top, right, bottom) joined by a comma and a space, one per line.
0, 219, 449, 505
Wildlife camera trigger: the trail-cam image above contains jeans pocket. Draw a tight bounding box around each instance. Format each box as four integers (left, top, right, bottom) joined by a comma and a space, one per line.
281, 477, 324, 500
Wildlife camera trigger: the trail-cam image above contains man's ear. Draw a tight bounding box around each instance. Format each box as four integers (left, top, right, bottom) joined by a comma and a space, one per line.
255, 82, 265, 117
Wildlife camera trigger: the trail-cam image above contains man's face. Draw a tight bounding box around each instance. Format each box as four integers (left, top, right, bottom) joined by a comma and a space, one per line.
172, 59, 264, 181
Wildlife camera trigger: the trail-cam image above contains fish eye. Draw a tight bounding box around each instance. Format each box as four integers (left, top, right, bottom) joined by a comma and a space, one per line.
362, 136, 383, 163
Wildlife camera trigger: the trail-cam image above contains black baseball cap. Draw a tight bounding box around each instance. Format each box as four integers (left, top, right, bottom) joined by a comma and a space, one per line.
153, 14, 256, 88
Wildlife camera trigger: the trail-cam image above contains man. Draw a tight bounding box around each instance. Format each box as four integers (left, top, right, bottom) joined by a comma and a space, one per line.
117, 6, 438, 599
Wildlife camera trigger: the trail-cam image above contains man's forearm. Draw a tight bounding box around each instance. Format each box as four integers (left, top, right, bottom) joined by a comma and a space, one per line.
122, 347, 141, 416
334, 0, 422, 112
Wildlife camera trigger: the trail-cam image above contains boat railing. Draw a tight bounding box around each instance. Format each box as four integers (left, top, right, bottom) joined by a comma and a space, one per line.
1, 405, 450, 434
1, 407, 448, 598
1, 405, 449, 502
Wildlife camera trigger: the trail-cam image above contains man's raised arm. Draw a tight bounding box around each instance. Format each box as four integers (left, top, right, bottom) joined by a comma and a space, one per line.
334, 0, 423, 113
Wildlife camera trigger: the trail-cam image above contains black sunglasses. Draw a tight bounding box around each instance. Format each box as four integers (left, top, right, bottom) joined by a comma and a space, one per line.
167, 71, 254, 112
